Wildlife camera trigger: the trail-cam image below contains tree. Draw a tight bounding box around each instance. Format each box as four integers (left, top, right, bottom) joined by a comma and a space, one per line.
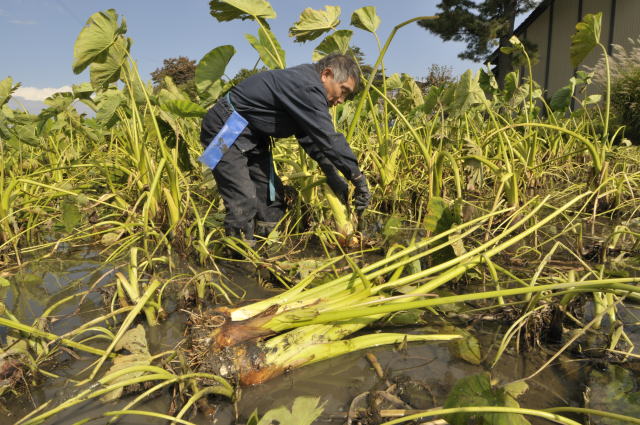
151, 56, 197, 99
418, 0, 540, 83
421, 64, 455, 89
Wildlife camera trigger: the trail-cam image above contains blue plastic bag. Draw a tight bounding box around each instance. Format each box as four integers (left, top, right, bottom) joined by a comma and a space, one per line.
198, 110, 249, 169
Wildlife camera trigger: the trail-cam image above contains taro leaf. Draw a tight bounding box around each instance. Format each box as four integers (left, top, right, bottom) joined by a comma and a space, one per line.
424, 197, 459, 234
289, 6, 341, 43
245, 27, 285, 70
583, 94, 602, 106
209, 0, 276, 22
479, 68, 499, 95
72, 82, 94, 100
258, 396, 324, 425
95, 90, 125, 127
196, 45, 235, 100
425, 197, 462, 266
44, 92, 74, 111
60, 198, 81, 233
73, 9, 126, 74
90, 36, 130, 90
161, 99, 206, 118
0, 77, 18, 107
101, 324, 152, 402
444, 373, 531, 425
449, 329, 482, 365
124, 75, 151, 106
571, 12, 602, 68
421, 86, 443, 115
503, 71, 519, 101
386, 73, 403, 90
157, 116, 193, 172
16, 124, 40, 147
382, 215, 403, 239
550, 80, 576, 112
312, 30, 353, 62
350, 6, 381, 33
452, 70, 486, 113
383, 309, 427, 326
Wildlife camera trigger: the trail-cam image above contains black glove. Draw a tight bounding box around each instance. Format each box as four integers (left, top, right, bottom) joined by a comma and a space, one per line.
322, 165, 349, 205
351, 173, 371, 214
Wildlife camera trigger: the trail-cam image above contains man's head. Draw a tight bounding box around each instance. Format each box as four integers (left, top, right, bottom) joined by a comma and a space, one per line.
316, 54, 359, 107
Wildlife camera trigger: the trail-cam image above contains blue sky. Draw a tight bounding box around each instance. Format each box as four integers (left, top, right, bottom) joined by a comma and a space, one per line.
2, 0, 486, 102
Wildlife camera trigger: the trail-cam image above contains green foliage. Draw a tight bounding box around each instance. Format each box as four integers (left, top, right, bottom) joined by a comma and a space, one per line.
289, 6, 341, 43
453, 69, 487, 113
245, 27, 286, 69
90, 36, 131, 90
610, 67, 640, 143
444, 373, 531, 425
252, 397, 325, 425
350, 6, 381, 34
570, 12, 602, 68
72, 9, 127, 74
209, 0, 276, 22
0, 77, 19, 107
195, 45, 235, 101
313, 30, 353, 62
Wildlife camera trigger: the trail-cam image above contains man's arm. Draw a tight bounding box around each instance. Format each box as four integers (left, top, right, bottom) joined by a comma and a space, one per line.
279, 84, 362, 180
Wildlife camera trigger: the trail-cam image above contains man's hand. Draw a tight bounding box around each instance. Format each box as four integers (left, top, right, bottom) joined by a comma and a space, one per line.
351, 173, 371, 214
325, 170, 349, 205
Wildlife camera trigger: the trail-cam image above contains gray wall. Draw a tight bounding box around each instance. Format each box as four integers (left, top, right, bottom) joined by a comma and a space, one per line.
519, 0, 640, 96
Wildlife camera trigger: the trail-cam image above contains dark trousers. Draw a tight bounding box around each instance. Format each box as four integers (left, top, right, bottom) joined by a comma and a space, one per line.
201, 100, 286, 239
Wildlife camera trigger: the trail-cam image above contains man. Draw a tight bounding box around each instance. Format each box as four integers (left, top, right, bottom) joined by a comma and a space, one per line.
200, 54, 371, 242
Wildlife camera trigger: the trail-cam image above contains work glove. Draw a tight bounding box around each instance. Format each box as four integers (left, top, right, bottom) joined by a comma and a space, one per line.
321, 164, 349, 205
351, 173, 371, 214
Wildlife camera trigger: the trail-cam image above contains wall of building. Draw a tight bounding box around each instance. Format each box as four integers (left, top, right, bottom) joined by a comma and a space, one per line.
519, 0, 640, 98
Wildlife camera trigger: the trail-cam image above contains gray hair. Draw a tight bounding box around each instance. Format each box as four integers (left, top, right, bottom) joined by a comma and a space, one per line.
315, 53, 360, 90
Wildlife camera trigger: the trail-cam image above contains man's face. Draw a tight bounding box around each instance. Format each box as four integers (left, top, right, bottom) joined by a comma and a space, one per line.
320, 68, 356, 107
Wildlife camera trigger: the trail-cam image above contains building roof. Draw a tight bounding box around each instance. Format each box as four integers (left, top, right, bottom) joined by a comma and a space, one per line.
513, 0, 553, 36
487, 0, 552, 64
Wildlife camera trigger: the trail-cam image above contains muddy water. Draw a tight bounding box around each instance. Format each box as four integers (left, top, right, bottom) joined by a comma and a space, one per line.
1, 247, 637, 425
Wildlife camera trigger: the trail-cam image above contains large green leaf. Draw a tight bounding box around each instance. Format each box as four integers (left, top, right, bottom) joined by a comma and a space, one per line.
312, 30, 353, 61
570, 12, 602, 68
289, 6, 341, 43
550, 77, 577, 112
444, 373, 531, 425
100, 325, 152, 402
196, 45, 235, 100
160, 99, 207, 118
89, 36, 130, 90
72, 82, 94, 100
60, 198, 81, 233
452, 70, 486, 113
72, 9, 126, 74
258, 396, 324, 425
95, 90, 125, 127
245, 27, 286, 69
209, 0, 276, 22
350, 6, 380, 33
0, 77, 18, 107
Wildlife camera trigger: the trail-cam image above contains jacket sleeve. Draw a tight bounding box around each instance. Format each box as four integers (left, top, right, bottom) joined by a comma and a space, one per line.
279, 84, 362, 181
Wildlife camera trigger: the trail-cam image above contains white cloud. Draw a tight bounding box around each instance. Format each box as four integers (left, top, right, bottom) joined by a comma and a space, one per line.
9, 19, 36, 25
14, 86, 72, 101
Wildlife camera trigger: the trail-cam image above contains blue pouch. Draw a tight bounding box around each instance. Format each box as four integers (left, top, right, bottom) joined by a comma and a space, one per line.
198, 110, 249, 169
